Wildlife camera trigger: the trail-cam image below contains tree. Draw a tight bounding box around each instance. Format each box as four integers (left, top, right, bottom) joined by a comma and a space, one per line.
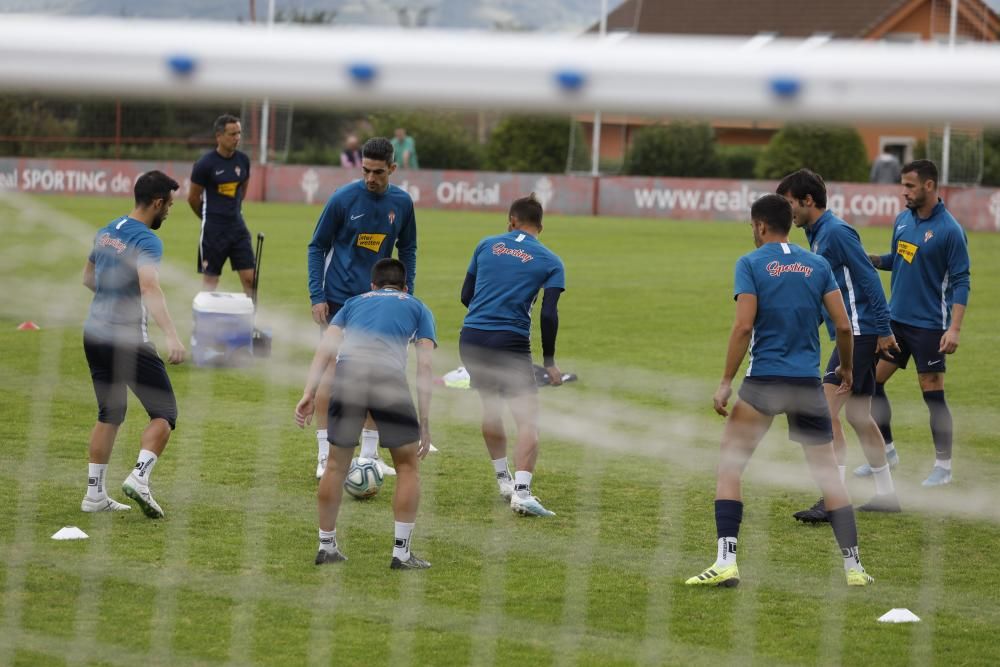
755, 124, 869, 182
623, 122, 719, 177
484, 115, 586, 173
369, 111, 482, 170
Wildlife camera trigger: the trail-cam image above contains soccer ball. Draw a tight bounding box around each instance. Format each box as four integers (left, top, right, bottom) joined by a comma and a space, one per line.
344, 457, 384, 499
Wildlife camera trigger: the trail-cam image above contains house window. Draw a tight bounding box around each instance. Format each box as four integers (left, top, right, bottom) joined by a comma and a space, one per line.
879, 136, 916, 164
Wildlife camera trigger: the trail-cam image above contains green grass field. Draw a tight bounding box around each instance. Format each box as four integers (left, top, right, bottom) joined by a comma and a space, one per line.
1, 194, 999, 667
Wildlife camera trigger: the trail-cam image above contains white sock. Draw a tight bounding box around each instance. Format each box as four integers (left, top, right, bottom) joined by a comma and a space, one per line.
871, 464, 895, 494
316, 429, 329, 462
714, 537, 737, 568
318, 528, 337, 553
87, 463, 108, 500
842, 545, 863, 572
838, 465, 847, 484
393, 521, 414, 560
885, 441, 895, 454
492, 457, 511, 480
935, 458, 952, 471
360, 428, 379, 459
132, 450, 157, 485
513, 470, 532, 497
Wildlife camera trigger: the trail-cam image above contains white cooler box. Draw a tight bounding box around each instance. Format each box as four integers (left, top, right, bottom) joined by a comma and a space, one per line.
191, 292, 255, 367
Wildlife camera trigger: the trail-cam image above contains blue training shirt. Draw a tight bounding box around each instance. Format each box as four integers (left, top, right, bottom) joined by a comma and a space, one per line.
190, 149, 250, 223
877, 200, 971, 330
463, 229, 565, 338
331, 288, 436, 372
734, 242, 839, 378
308, 181, 417, 307
84, 216, 163, 345
804, 210, 891, 340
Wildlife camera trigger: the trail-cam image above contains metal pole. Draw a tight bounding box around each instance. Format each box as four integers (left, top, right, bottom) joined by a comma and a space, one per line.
258, 0, 275, 165
589, 0, 608, 176
941, 0, 958, 185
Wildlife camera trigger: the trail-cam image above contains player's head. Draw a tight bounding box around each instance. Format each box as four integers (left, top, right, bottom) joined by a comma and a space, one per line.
361, 137, 396, 194
750, 194, 793, 247
394, 127, 407, 140
901, 159, 938, 211
371, 258, 407, 291
775, 169, 827, 228
213, 114, 242, 153
134, 170, 180, 230
507, 193, 544, 233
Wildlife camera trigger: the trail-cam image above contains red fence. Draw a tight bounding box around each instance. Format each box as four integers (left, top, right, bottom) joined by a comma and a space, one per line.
2, 158, 999, 232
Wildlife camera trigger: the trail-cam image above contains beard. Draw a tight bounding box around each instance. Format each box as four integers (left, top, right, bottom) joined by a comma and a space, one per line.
152, 217, 164, 230
905, 197, 922, 211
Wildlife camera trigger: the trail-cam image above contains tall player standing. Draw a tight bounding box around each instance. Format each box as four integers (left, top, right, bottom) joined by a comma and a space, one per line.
776, 169, 902, 522
307, 137, 418, 479
187, 114, 256, 298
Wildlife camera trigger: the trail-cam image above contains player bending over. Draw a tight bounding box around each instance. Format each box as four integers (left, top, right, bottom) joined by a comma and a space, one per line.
459, 193, 565, 517
296, 259, 435, 569
686, 194, 873, 588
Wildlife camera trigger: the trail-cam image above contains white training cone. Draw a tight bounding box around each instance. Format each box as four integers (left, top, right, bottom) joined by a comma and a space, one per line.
51, 526, 89, 540
878, 608, 921, 623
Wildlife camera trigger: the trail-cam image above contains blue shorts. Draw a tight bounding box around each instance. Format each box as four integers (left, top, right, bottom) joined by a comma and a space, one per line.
823, 334, 878, 396
882, 320, 946, 373
198, 220, 255, 275
459, 327, 536, 397
737, 377, 833, 446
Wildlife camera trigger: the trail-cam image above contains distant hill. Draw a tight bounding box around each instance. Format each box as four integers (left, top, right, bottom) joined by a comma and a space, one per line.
0, 0, 626, 32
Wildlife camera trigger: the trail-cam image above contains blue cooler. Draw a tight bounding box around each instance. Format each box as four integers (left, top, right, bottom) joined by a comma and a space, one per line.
191, 292, 255, 367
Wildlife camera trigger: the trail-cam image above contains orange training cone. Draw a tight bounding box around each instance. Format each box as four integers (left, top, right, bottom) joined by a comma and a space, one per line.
17, 321, 40, 331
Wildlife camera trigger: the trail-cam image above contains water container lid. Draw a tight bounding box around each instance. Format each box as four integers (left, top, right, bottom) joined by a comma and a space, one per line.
192, 291, 255, 315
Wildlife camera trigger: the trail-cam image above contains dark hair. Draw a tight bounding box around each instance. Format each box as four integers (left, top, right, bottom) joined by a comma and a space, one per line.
509, 192, 543, 227
775, 168, 827, 208
134, 170, 180, 207
213, 114, 240, 135
902, 159, 938, 188
750, 194, 793, 235
362, 137, 395, 164
371, 258, 406, 289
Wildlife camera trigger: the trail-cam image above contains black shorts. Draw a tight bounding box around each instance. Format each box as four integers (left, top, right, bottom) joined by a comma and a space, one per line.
459, 327, 536, 397
737, 377, 832, 445
83, 336, 178, 429
327, 361, 419, 448
326, 302, 344, 325
198, 220, 255, 276
823, 334, 879, 396
882, 320, 946, 373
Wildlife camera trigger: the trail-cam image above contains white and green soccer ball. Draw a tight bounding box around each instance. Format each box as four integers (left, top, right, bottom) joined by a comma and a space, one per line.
344, 457, 384, 499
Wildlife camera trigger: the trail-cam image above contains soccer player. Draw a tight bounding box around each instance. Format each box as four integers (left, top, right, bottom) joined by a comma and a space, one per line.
867, 160, 971, 487
776, 169, 902, 522
686, 194, 873, 588
187, 114, 255, 298
295, 259, 435, 569
80, 170, 185, 519
307, 137, 417, 480
459, 193, 565, 517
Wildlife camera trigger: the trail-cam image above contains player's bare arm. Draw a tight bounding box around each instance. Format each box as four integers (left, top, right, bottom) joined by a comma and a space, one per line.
715, 293, 757, 417
414, 338, 434, 459
138, 264, 186, 364
187, 182, 204, 218
822, 289, 854, 394
295, 325, 343, 427
82, 259, 96, 292
940, 303, 966, 354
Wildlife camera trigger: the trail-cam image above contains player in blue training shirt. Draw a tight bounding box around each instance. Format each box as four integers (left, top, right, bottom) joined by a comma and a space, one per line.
868, 160, 971, 487
187, 114, 255, 298
777, 169, 902, 522
81, 170, 186, 519
686, 194, 874, 589
459, 193, 565, 518
295, 259, 435, 570
306, 137, 418, 479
